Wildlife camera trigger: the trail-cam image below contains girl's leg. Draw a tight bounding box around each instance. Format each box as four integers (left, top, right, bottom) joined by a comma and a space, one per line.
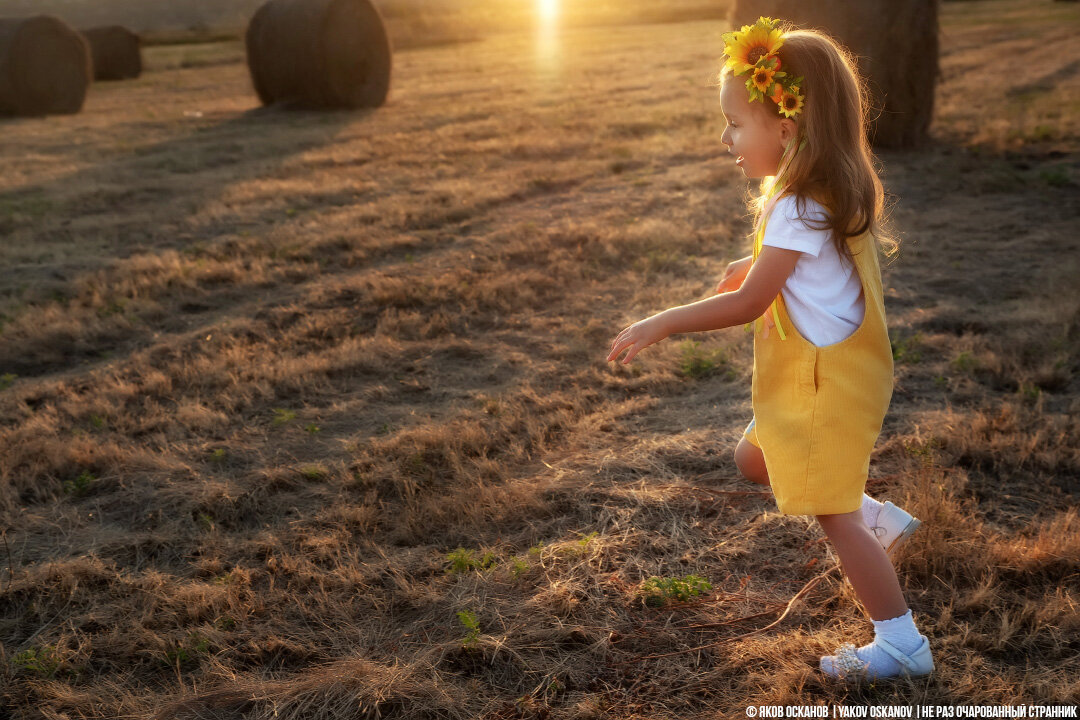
735, 437, 886, 538
815, 509, 932, 678
734, 435, 770, 486
814, 510, 906, 621
733, 424, 932, 676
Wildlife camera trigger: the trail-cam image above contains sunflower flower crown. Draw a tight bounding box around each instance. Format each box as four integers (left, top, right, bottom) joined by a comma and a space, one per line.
721, 16, 805, 119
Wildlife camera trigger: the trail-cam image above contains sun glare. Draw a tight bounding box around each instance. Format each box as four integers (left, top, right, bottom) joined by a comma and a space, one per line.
538, 0, 560, 23
534, 0, 561, 76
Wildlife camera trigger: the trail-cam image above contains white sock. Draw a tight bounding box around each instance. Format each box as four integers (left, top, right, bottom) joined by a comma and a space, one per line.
861, 493, 884, 531
821, 608, 926, 678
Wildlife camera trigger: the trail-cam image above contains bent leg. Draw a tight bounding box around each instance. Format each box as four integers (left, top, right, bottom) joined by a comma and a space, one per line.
734, 435, 770, 486
734, 432, 896, 558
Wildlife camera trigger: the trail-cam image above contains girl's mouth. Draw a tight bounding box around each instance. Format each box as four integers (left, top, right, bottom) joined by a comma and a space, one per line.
736, 156, 745, 167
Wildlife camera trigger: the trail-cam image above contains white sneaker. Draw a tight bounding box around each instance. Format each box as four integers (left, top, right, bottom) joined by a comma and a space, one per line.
870, 501, 921, 557
820, 635, 935, 680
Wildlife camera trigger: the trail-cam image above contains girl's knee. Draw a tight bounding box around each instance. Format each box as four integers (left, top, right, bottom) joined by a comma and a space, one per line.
735, 437, 769, 485
814, 509, 863, 532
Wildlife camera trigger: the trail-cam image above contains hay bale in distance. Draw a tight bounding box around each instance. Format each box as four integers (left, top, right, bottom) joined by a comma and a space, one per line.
0, 15, 92, 117
245, 0, 392, 109
729, 0, 939, 149
82, 25, 142, 81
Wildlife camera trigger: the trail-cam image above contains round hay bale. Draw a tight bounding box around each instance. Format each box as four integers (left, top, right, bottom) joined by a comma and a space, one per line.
0, 15, 92, 117
245, 0, 392, 109
82, 25, 142, 81
729, 0, 939, 149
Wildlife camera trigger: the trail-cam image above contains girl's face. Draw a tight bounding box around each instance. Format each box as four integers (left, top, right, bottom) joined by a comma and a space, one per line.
719, 79, 795, 179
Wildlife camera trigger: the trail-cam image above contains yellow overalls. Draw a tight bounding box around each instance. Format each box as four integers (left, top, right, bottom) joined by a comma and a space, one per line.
742, 213, 894, 516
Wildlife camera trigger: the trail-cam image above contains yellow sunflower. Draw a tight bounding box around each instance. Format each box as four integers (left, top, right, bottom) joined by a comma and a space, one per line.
778, 88, 805, 118
722, 16, 784, 76
750, 64, 776, 93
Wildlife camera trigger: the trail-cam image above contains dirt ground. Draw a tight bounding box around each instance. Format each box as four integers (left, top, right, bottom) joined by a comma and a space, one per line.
0, 1, 1078, 718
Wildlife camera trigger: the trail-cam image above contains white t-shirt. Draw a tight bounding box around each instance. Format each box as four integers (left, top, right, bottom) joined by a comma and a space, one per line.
760, 194, 865, 347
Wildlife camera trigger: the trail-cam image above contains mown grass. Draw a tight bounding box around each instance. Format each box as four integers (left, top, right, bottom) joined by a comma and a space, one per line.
0, 1, 1078, 718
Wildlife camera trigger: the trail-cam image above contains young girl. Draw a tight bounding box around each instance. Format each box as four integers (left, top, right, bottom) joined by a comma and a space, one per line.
606, 17, 934, 680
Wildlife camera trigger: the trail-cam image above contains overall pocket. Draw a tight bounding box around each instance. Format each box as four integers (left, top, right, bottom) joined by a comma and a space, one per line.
799, 345, 819, 397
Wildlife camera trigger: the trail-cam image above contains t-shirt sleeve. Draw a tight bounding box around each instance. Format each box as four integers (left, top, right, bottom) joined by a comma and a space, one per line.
761, 196, 831, 258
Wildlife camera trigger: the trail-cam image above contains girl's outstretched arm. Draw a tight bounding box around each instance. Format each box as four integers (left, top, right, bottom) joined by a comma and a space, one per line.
607, 246, 801, 365
663, 246, 801, 334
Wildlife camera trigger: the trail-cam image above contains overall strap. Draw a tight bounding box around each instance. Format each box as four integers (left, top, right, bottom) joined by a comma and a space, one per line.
744, 135, 809, 341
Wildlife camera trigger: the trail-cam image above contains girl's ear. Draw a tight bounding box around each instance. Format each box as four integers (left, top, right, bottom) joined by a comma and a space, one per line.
778, 117, 797, 144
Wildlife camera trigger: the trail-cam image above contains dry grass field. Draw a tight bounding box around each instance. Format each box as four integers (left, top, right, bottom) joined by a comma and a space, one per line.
1, 0, 1078, 717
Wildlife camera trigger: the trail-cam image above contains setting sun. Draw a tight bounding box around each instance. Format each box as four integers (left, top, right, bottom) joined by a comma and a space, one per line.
534, 0, 561, 75
538, 0, 560, 22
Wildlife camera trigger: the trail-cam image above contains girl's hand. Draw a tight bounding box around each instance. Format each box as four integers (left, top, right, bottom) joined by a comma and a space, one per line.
759, 308, 776, 339
607, 314, 670, 365
715, 256, 752, 295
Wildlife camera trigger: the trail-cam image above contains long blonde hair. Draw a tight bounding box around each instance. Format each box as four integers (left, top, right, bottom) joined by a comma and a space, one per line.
718, 25, 900, 265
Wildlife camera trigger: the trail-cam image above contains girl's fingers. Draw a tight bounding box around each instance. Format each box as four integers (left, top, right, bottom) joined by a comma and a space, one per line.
609, 335, 637, 363
609, 323, 650, 364
610, 327, 634, 350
